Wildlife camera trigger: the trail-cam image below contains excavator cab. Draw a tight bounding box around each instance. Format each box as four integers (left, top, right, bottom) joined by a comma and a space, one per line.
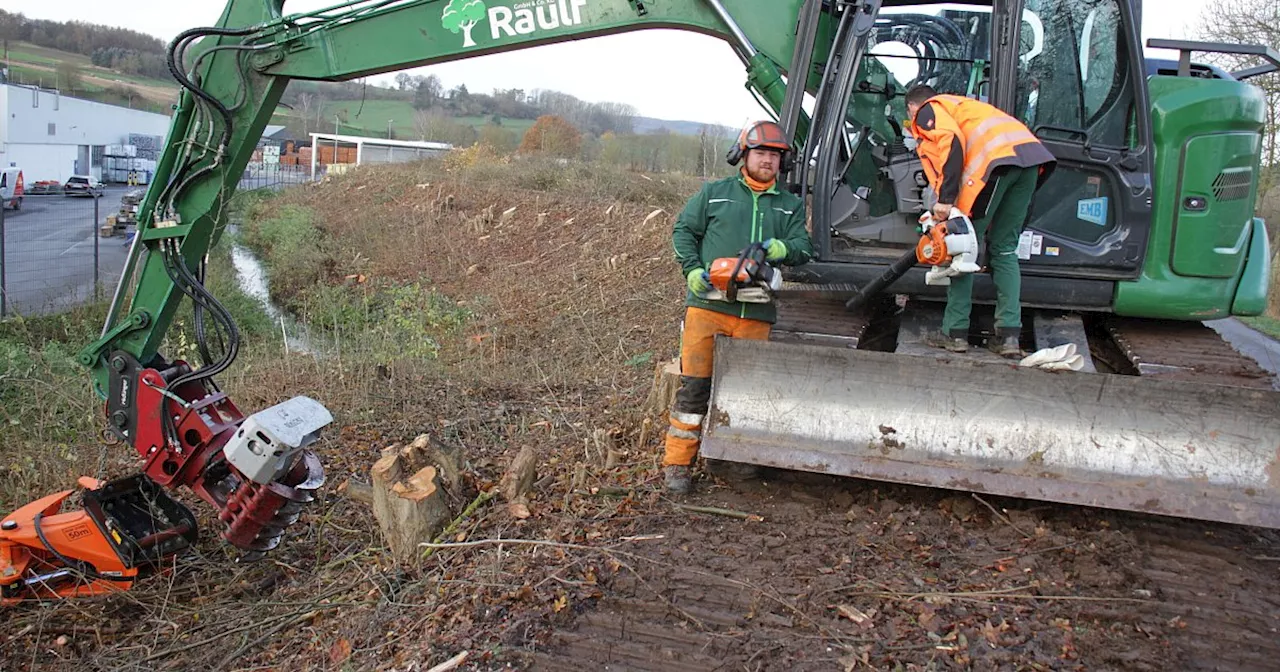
800, 0, 1154, 293
703, 0, 1280, 530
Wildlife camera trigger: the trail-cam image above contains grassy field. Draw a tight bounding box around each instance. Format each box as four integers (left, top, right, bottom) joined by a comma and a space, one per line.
1241, 314, 1280, 340
3, 41, 178, 107
319, 99, 536, 139
6, 41, 94, 66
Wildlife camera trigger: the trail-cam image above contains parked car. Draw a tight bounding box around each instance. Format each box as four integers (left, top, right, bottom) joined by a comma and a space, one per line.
0, 167, 23, 210
63, 175, 104, 198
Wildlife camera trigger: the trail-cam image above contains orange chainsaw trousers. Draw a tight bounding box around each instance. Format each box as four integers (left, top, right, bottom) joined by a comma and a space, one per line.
663, 307, 771, 467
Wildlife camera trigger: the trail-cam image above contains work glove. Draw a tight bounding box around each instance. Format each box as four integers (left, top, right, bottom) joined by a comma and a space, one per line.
686, 268, 712, 295
763, 238, 787, 262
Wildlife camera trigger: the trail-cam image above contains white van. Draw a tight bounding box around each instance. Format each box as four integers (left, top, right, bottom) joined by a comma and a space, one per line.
0, 167, 24, 210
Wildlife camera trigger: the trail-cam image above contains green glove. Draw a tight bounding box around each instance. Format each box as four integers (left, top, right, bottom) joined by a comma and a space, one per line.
763, 238, 787, 262
686, 268, 712, 294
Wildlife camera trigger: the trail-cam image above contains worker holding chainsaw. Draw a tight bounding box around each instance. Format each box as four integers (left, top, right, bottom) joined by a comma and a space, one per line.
904, 84, 1056, 357
663, 120, 813, 494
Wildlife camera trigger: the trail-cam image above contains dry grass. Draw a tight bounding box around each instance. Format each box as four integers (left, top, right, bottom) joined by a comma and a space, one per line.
242, 154, 700, 392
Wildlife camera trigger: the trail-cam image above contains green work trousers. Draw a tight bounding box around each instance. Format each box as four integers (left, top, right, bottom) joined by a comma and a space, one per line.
942, 166, 1039, 338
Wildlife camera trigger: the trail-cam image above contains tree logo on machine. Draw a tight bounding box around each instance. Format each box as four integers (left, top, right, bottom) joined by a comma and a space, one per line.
443, 0, 589, 48
442, 0, 487, 48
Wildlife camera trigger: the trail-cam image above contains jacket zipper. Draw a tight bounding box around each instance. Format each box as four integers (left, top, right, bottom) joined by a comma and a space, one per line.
744, 188, 761, 319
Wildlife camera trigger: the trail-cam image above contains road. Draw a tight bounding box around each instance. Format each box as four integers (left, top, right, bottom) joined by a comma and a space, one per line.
0, 169, 308, 318
0, 186, 135, 317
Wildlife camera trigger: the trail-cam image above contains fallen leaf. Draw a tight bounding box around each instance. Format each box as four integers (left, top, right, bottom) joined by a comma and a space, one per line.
329, 638, 352, 665
981, 619, 999, 646
553, 594, 568, 613
508, 502, 531, 519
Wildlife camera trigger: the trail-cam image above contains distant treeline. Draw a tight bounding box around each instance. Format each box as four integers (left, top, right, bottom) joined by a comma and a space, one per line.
0, 10, 170, 80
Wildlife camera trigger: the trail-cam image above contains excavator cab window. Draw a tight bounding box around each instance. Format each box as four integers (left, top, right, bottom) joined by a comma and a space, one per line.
1017, 0, 1133, 147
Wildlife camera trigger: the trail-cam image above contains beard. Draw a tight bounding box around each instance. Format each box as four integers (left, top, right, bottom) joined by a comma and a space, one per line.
745, 164, 777, 183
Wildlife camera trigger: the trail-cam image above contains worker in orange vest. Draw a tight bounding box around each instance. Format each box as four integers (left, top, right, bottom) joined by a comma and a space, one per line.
904, 85, 1056, 358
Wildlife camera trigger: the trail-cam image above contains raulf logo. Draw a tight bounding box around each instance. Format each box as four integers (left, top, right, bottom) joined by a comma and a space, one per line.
443, 0, 588, 48
442, 0, 487, 48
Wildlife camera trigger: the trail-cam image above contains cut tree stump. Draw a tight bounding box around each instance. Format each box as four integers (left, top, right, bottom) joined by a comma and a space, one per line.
371, 434, 469, 565
645, 357, 681, 416
500, 446, 538, 503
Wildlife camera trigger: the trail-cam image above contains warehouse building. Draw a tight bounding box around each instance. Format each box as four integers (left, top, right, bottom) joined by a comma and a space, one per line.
0, 83, 173, 183
304, 132, 452, 180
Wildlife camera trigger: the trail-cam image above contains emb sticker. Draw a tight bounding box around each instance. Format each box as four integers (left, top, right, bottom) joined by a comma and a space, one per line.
1077, 197, 1108, 226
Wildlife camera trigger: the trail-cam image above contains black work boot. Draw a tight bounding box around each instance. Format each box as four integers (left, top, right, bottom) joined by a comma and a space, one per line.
989, 334, 1023, 359
923, 330, 968, 353
664, 465, 692, 494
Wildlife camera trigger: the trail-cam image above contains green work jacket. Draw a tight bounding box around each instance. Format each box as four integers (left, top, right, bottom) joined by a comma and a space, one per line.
672, 173, 813, 323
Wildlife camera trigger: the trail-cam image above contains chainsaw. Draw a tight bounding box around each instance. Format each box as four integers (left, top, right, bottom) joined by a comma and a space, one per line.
915, 207, 981, 285
703, 242, 783, 303
1, 474, 198, 605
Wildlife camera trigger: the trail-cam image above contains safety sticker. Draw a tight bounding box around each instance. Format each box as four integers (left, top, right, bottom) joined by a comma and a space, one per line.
1017, 231, 1034, 260
1045, 246, 1060, 257
1077, 197, 1109, 226
1031, 234, 1043, 255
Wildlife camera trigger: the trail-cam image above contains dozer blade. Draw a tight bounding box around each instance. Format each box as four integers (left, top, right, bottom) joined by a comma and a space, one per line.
701, 338, 1280, 529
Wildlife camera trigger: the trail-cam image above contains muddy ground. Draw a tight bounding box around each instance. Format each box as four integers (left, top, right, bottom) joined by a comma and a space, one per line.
523, 472, 1280, 671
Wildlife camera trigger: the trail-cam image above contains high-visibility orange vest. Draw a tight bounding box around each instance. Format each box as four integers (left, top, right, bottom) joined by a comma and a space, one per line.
908, 95, 1054, 216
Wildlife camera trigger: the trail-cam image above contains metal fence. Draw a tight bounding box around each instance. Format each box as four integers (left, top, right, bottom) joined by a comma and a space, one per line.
0, 191, 115, 318
238, 163, 320, 192
1, 159, 385, 319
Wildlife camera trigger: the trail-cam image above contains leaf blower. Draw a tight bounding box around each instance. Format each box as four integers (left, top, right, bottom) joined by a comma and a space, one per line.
845, 208, 981, 311
916, 207, 980, 285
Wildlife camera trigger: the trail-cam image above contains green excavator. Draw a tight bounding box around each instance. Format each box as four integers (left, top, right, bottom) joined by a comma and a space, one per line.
5, 0, 1280, 602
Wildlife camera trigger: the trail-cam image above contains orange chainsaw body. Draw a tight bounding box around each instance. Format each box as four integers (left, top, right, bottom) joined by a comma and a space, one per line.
708, 255, 765, 292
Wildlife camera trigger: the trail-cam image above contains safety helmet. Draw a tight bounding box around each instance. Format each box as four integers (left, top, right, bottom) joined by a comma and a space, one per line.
726, 120, 792, 169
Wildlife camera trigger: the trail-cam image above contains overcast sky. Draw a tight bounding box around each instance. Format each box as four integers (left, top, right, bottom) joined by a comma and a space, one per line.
4, 0, 1205, 128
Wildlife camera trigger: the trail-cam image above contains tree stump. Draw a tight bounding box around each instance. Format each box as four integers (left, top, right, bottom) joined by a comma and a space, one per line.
499, 446, 538, 519
645, 358, 682, 416
371, 434, 469, 565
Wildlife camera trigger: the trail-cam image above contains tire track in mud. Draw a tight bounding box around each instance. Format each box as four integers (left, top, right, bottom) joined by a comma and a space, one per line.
1132, 520, 1280, 672
520, 474, 1280, 671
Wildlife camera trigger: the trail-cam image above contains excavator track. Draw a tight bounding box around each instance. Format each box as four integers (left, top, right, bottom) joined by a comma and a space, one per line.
770, 292, 871, 348
1100, 317, 1276, 389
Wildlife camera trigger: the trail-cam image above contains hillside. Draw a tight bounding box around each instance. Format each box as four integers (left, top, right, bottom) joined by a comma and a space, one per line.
281, 97, 728, 142
3, 40, 179, 114
2, 9, 733, 146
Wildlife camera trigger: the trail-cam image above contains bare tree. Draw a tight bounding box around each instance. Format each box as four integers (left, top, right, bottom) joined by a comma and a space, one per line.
297, 92, 317, 137
1196, 0, 1280, 184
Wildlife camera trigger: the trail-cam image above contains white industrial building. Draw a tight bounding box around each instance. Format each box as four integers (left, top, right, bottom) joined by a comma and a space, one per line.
0, 83, 173, 183
307, 132, 452, 180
